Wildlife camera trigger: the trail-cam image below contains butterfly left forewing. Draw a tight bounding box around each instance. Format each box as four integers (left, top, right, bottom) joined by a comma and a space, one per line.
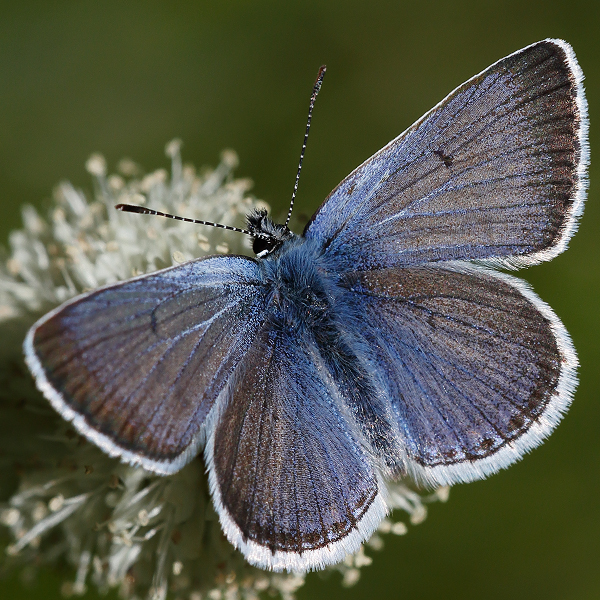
25, 255, 267, 474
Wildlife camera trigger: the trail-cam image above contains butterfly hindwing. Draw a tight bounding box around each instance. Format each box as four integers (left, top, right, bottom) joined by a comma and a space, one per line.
207, 324, 386, 572
25, 255, 267, 474
305, 39, 587, 271
340, 263, 576, 486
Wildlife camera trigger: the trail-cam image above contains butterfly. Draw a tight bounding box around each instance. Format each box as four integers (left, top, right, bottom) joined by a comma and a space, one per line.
24, 39, 588, 572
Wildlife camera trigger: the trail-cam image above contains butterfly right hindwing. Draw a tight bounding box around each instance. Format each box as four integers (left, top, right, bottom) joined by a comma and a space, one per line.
339, 263, 576, 486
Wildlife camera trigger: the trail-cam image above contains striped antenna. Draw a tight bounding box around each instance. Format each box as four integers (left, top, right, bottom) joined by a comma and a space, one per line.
284, 65, 327, 228
115, 204, 270, 239
117, 66, 326, 236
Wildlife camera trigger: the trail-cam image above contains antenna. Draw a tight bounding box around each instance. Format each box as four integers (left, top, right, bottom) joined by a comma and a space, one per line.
114, 204, 269, 239
117, 66, 327, 240
284, 65, 327, 228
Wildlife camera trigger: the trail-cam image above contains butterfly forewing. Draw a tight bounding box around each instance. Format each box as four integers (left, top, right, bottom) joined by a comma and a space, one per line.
305, 39, 587, 271
25, 256, 267, 473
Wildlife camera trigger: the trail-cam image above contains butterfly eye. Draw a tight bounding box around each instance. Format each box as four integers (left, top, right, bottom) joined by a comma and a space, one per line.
252, 236, 278, 256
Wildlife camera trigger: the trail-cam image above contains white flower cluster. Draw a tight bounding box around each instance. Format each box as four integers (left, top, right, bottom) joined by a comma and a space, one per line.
0, 141, 448, 600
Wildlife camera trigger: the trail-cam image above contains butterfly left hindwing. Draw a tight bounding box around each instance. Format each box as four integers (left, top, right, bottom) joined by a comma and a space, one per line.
208, 324, 386, 572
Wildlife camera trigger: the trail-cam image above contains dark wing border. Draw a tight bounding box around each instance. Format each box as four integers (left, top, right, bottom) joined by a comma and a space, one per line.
481, 39, 588, 269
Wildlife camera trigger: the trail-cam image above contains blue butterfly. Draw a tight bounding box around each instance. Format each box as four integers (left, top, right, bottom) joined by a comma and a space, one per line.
24, 39, 588, 572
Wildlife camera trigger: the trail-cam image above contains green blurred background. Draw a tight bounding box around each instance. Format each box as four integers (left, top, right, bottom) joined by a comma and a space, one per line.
1, 1, 598, 599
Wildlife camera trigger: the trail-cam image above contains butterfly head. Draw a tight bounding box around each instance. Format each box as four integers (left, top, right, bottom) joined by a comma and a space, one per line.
247, 209, 294, 257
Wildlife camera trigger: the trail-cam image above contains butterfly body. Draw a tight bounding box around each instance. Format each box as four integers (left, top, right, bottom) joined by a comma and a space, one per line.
259, 234, 332, 332
24, 39, 588, 572
241, 229, 408, 482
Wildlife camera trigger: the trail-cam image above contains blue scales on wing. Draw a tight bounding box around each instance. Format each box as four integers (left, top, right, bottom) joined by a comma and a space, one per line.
208, 324, 385, 572
26, 256, 268, 473
305, 40, 585, 271
338, 264, 575, 486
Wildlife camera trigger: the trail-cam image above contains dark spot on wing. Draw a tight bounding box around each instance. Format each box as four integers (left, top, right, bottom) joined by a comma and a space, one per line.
433, 149, 453, 167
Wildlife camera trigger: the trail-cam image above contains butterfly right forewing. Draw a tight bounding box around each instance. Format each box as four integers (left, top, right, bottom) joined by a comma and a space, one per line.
305, 39, 587, 271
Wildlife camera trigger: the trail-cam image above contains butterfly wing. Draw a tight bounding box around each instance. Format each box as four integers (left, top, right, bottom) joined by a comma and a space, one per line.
24, 255, 267, 474
304, 39, 588, 270
339, 263, 576, 486
207, 325, 386, 572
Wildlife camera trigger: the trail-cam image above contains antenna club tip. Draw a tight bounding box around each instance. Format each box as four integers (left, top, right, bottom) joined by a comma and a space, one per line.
314, 66, 326, 90
115, 203, 147, 214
